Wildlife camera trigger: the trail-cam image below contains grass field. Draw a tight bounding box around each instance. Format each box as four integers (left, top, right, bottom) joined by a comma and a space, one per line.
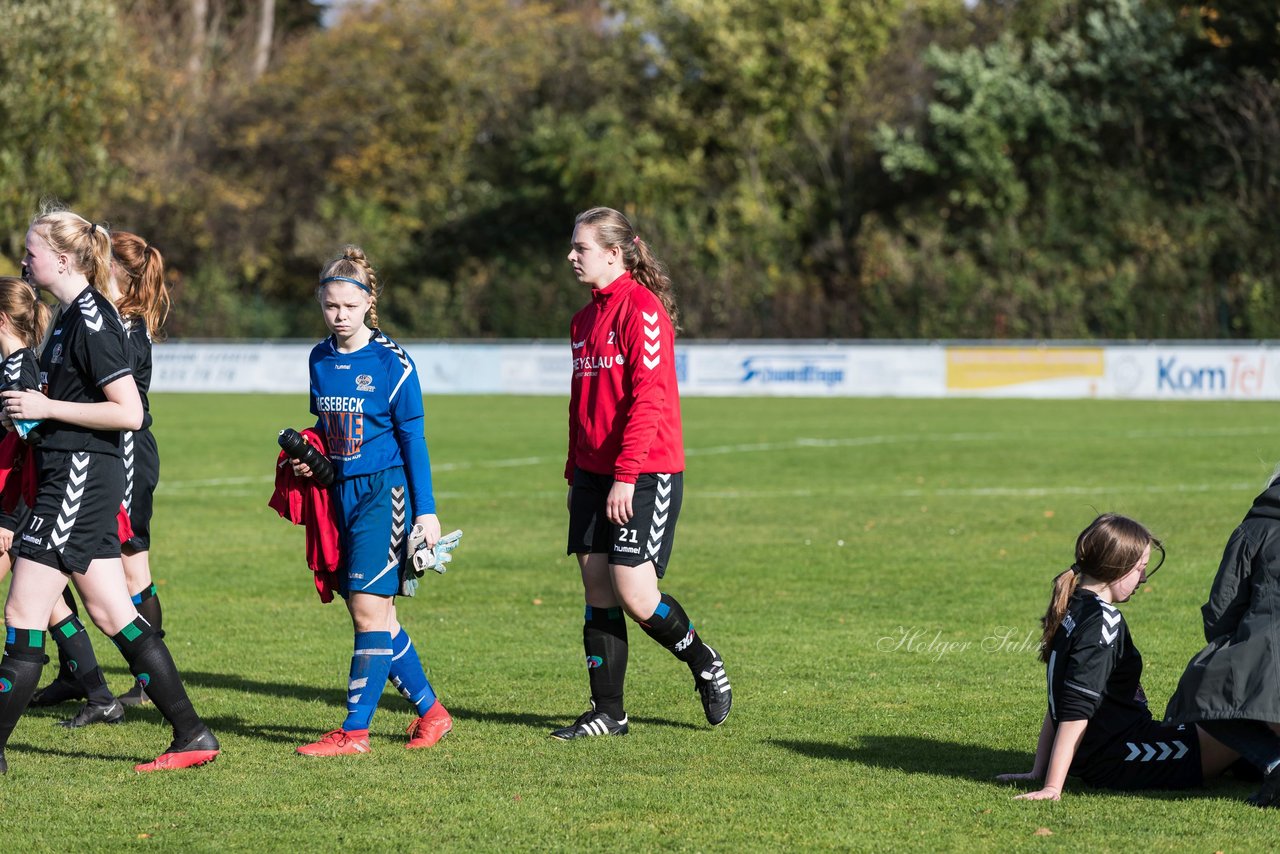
0, 393, 1278, 851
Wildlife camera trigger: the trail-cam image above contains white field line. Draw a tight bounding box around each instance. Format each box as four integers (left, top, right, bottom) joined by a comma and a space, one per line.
158, 425, 1272, 499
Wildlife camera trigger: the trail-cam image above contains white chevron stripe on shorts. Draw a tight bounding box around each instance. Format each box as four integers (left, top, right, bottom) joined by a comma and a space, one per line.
1123, 740, 1188, 762
647, 474, 672, 558
122, 431, 136, 514
363, 486, 406, 591
50, 452, 91, 551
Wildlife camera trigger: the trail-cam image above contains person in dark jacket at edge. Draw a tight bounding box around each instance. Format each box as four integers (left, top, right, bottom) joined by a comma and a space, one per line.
1165, 470, 1280, 808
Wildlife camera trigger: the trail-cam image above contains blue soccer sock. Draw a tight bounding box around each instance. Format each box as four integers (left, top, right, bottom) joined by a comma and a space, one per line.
341, 631, 393, 732
388, 627, 437, 716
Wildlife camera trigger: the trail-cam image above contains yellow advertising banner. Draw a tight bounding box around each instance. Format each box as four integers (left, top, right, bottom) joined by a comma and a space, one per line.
947, 347, 1104, 390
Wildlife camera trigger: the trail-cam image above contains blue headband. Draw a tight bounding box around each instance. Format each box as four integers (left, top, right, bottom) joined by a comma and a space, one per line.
320, 275, 371, 293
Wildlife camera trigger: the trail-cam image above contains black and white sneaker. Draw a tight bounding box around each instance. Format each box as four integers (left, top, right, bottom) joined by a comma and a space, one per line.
550, 708, 629, 740
58, 699, 125, 729
695, 647, 732, 726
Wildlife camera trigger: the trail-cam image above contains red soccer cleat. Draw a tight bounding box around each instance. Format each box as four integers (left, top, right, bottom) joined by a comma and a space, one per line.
405, 701, 452, 749
296, 728, 371, 757
135, 727, 220, 773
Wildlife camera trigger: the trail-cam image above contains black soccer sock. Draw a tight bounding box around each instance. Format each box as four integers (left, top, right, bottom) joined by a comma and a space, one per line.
1201, 720, 1280, 774
132, 584, 164, 638
112, 618, 203, 741
0, 629, 47, 752
52, 587, 80, 683
638, 593, 714, 672
49, 615, 114, 704
584, 606, 628, 720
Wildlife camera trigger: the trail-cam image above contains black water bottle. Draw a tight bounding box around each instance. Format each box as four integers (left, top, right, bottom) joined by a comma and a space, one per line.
278, 428, 335, 487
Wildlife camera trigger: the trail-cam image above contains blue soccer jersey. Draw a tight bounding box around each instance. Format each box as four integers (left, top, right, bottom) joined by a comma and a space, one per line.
309, 330, 435, 515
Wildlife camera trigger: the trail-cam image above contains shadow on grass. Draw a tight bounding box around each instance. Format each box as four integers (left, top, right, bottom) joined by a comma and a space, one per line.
16, 671, 706, 754
178, 669, 344, 706
770, 735, 1028, 779
436, 705, 703, 732
770, 735, 1262, 802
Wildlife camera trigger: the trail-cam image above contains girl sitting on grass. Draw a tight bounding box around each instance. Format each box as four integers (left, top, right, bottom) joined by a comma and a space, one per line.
998, 513, 1238, 800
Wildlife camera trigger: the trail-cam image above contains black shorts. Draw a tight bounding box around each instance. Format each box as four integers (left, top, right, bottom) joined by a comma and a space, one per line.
567, 468, 683, 578
123, 429, 158, 552
1073, 721, 1203, 791
18, 449, 125, 574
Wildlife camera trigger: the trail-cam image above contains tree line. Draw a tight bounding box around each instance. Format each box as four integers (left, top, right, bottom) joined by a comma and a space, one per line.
0, 0, 1274, 340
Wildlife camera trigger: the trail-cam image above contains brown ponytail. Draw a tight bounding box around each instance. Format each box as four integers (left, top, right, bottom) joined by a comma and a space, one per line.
1039, 568, 1082, 663
574, 207, 679, 331
111, 231, 172, 340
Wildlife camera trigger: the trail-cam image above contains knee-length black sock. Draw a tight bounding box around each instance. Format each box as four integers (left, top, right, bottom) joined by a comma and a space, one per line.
132, 584, 163, 637
49, 615, 113, 704
51, 587, 80, 683
584, 606, 627, 720
111, 618, 203, 741
0, 629, 47, 754
637, 593, 714, 673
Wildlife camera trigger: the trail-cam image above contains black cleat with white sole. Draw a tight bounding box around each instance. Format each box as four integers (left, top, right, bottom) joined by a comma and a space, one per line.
695, 647, 732, 726
550, 709, 629, 740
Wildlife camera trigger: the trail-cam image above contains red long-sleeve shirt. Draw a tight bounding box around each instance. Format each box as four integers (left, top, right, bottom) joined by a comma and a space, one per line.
268, 428, 341, 603
565, 272, 684, 484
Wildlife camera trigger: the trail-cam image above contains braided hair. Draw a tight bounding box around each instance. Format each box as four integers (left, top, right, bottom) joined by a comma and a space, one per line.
317, 245, 381, 328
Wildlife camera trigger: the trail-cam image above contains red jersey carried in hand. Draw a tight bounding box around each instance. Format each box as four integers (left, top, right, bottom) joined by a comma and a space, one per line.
565, 272, 684, 484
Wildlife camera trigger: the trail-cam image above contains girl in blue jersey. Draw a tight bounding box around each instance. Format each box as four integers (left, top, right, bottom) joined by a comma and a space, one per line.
289, 245, 453, 756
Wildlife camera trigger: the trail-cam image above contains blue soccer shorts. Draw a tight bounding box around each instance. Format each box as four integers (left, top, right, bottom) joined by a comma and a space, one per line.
334, 467, 410, 597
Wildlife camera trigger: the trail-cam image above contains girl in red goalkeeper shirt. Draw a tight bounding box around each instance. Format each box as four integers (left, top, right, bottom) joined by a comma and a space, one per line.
552, 207, 731, 740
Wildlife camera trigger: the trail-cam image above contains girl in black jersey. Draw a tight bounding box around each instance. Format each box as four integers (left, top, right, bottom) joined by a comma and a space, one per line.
36, 230, 172, 714
999, 514, 1238, 799
0, 210, 217, 774
0, 275, 46, 586
107, 231, 170, 703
